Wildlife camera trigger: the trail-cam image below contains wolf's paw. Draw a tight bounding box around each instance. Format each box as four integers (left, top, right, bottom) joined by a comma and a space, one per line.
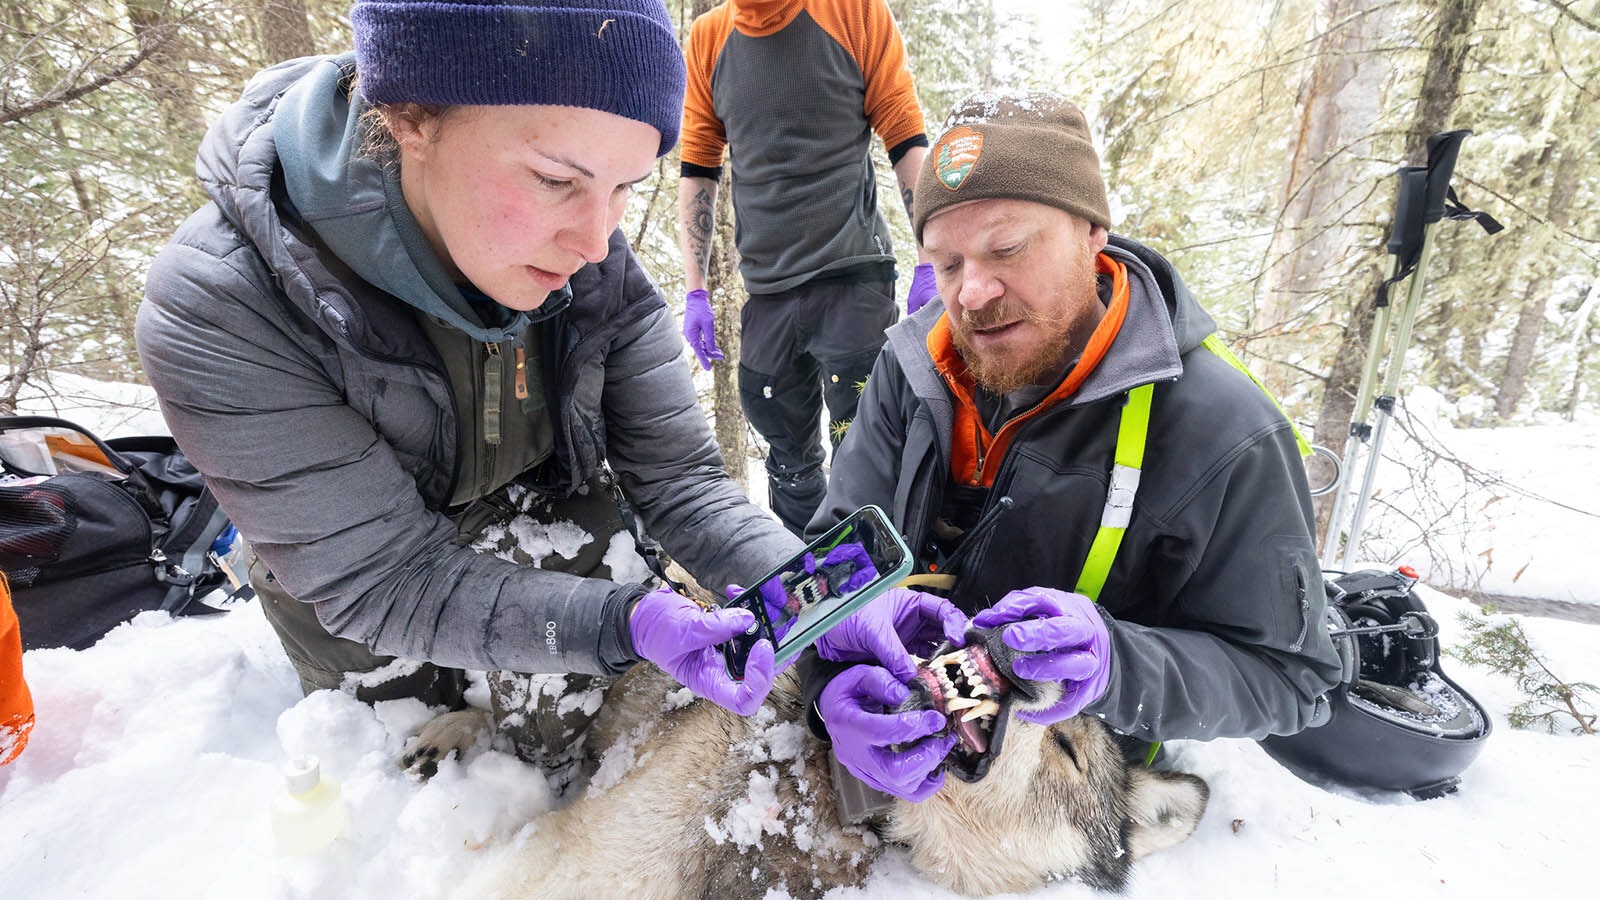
401, 708, 493, 779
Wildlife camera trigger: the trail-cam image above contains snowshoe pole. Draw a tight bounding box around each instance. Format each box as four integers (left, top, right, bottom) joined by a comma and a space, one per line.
1319, 130, 1502, 569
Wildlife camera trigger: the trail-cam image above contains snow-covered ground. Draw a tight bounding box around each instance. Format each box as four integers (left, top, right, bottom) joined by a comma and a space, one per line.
3, 376, 1597, 898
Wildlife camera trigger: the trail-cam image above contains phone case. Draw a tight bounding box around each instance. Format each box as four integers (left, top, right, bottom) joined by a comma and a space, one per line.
721, 505, 913, 677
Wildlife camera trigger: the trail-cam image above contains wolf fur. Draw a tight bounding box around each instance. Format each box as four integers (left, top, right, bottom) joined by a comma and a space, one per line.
431, 660, 1207, 900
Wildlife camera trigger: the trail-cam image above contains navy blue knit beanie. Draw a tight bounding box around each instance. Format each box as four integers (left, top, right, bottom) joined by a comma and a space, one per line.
352, 0, 686, 156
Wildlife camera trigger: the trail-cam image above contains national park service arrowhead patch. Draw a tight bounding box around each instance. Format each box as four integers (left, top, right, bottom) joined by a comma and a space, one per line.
934, 126, 985, 191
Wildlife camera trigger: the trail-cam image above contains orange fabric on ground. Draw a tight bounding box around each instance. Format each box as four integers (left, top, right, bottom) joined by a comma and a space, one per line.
1, 572, 35, 765
930, 254, 1131, 487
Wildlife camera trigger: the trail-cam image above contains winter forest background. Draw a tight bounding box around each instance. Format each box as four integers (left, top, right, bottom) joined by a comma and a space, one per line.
2, 0, 1597, 597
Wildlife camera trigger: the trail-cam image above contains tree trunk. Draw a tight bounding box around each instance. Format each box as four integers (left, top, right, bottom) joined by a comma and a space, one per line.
1496, 282, 1546, 420
709, 176, 748, 490
258, 0, 316, 64
1496, 118, 1580, 420
1568, 318, 1595, 421
1401, 0, 1481, 164
690, 0, 748, 489
1256, 0, 1389, 396
1561, 280, 1598, 421
1312, 0, 1482, 545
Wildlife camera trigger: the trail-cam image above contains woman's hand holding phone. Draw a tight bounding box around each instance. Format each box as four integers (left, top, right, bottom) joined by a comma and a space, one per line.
630, 587, 774, 715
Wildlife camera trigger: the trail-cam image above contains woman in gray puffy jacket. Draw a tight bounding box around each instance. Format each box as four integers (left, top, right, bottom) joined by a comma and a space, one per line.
135, 0, 802, 765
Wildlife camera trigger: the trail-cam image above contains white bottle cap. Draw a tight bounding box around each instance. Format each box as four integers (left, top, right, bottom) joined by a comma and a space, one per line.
283, 756, 321, 795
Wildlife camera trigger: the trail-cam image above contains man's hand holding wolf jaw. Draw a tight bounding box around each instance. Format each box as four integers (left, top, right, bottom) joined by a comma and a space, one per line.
630, 586, 775, 716
816, 587, 969, 682
972, 587, 1113, 726
820, 664, 957, 802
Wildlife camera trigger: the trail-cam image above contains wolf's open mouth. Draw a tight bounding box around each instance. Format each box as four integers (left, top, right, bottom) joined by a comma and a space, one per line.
919, 644, 1009, 753
896, 627, 1022, 783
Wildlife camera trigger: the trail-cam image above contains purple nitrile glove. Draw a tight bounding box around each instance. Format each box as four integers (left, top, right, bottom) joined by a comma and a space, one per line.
818, 541, 878, 594
906, 262, 938, 315
972, 587, 1112, 726
815, 587, 969, 682
631, 587, 773, 715
820, 664, 957, 801
682, 288, 723, 370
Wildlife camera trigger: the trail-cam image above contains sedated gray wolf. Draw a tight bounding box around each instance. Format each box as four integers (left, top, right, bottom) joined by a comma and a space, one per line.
428, 627, 1209, 899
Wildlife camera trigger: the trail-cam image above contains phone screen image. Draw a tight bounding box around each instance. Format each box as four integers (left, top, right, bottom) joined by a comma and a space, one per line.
722, 506, 912, 678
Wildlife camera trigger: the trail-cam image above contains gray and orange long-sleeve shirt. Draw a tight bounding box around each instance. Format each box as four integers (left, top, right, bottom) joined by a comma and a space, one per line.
681, 0, 927, 293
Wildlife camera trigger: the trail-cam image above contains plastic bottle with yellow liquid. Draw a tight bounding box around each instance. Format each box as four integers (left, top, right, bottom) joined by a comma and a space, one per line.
270, 756, 349, 856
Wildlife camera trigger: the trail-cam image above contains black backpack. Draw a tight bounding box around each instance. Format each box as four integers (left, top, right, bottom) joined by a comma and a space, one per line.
0, 416, 252, 650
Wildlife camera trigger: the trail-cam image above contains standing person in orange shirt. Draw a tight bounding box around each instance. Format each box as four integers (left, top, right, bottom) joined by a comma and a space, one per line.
677, 0, 936, 536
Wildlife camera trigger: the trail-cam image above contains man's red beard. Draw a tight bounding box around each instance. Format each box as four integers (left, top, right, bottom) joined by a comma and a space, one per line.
948, 269, 1102, 395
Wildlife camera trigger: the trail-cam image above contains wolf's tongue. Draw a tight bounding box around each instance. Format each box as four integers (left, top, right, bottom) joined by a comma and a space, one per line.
914, 668, 990, 755
954, 716, 989, 754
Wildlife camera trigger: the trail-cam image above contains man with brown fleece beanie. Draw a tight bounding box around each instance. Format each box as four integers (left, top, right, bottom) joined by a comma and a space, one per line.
798, 89, 1341, 808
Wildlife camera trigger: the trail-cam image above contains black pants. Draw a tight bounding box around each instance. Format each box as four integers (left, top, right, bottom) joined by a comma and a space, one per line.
739, 277, 896, 535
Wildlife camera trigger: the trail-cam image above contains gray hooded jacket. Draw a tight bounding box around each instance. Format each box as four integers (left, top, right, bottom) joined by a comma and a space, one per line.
136, 55, 801, 676
805, 235, 1344, 742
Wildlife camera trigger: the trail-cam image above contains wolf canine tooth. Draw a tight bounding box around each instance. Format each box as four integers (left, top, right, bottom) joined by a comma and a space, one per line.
933, 652, 965, 668
961, 700, 1000, 722
945, 696, 982, 711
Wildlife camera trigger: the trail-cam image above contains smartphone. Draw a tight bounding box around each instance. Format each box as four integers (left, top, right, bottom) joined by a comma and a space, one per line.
722, 505, 913, 679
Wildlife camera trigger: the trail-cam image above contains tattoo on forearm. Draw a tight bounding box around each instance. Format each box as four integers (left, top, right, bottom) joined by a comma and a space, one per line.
900, 184, 916, 223
688, 187, 714, 276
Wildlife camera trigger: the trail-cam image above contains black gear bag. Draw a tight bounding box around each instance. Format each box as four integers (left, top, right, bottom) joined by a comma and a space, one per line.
1259, 567, 1491, 799
0, 416, 252, 650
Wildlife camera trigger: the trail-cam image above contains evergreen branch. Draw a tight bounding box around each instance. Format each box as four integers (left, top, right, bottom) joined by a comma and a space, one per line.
0, 28, 172, 126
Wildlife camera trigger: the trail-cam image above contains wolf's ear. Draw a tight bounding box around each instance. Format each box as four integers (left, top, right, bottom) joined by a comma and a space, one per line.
1124, 770, 1209, 860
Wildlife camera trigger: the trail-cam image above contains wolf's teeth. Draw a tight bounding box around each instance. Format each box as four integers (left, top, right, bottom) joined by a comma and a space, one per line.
961, 700, 1000, 722
946, 696, 982, 711
933, 652, 965, 669
972, 681, 991, 697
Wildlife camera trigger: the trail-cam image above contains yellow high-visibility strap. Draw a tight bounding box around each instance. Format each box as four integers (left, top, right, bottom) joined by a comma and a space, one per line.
1075, 383, 1152, 601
